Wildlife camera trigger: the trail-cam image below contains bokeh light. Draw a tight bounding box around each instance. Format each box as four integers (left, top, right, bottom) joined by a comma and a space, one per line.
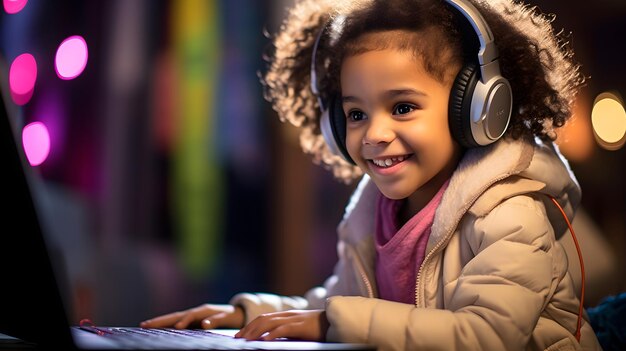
22, 121, 51, 166
9, 53, 37, 106
3, 0, 28, 14
55, 35, 88, 80
591, 92, 626, 150
556, 91, 594, 162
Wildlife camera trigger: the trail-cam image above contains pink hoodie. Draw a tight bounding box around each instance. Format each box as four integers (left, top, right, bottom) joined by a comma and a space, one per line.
375, 180, 449, 304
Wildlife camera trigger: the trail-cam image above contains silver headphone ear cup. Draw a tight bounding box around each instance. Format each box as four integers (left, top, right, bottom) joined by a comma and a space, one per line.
449, 62, 513, 148
480, 78, 512, 141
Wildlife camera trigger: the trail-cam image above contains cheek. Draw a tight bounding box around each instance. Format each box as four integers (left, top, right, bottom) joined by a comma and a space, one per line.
404, 113, 456, 153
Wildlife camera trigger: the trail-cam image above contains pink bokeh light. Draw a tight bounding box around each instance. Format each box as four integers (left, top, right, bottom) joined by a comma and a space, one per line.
3, 0, 28, 14
22, 121, 51, 166
55, 35, 88, 80
9, 53, 37, 106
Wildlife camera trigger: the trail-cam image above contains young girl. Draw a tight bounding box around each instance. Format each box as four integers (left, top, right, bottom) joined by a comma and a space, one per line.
141, 0, 602, 349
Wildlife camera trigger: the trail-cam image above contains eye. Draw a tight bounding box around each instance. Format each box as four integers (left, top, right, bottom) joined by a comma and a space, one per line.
393, 103, 416, 115
347, 110, 366, 122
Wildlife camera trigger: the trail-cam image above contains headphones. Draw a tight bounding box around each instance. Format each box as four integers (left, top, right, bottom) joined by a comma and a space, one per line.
311, 0, 513, 165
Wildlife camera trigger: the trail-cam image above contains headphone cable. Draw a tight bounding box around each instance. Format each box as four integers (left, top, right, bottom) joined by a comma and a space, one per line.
548, 195, 584, 343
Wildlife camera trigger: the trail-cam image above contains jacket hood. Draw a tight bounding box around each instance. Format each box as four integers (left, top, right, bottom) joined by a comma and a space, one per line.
431, 136, 581, 247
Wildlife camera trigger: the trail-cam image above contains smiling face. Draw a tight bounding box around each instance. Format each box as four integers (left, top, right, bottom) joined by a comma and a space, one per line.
341, 32, 463, 212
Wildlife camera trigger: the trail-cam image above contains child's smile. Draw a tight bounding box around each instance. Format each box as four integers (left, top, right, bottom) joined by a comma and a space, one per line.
370, 154, 411, 168
369, 154, 413, 173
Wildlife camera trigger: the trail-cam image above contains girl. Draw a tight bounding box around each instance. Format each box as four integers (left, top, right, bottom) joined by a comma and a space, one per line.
141, 0, 602, 349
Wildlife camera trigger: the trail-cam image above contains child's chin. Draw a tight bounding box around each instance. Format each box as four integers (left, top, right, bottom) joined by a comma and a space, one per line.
375, 185, 413, 201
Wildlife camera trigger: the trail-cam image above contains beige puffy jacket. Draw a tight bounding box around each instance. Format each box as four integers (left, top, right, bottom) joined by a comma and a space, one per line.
231, 137, 602, 351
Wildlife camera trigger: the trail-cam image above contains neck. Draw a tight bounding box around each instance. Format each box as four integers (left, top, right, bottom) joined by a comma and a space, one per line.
399, 151, 462, 225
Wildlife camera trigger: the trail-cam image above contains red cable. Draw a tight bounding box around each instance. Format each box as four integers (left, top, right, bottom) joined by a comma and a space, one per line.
549, 196, 584, 342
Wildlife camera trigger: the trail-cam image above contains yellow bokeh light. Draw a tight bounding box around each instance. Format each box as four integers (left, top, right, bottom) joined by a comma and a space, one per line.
591, 92, 626, 150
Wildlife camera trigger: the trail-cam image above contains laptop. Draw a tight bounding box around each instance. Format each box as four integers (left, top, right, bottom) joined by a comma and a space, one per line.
0, 73, 374, 350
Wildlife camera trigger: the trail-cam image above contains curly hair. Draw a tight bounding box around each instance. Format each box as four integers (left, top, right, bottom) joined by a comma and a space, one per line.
261, 0, 585, 183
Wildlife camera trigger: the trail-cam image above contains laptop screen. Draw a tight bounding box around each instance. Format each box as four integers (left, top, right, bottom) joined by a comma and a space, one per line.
0, 65, 75, 348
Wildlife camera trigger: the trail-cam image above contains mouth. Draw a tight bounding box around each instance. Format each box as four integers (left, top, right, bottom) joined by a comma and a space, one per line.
368, 154, 412, 169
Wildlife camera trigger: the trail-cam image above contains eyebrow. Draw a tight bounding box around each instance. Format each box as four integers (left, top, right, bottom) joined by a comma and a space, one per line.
342, 88, 428, 104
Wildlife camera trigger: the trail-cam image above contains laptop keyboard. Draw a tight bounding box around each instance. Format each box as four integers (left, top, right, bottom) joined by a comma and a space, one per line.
99, 327, 253, 350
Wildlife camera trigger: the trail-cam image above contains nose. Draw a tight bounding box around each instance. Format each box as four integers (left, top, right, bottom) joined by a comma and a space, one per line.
363, 115, 395, 145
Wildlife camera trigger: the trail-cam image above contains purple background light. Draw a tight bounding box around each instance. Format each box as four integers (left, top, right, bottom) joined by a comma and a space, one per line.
55, 35, 88, 80
32, 90, 66, 165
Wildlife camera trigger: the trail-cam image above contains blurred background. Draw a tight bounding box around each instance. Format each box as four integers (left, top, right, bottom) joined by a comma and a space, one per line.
0, 0, 624, 327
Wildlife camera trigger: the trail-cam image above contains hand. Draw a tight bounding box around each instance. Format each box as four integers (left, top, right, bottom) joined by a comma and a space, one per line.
234, 309, 329, 341
139, 304, 244, 330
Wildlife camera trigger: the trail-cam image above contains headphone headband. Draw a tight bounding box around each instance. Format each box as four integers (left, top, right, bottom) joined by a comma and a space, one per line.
444, 0, 498, 66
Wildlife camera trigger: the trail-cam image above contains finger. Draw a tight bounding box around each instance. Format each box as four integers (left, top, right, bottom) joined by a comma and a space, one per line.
140, 311, 184, 328
234, 316, 266, 339
174, 305, 218, 329
202, 307, 243, 330
261, 323, 298, 341
201, 312, 228, 329
235, 311, 294, 338
174, 312, 197, 329
235, 315, 292, 340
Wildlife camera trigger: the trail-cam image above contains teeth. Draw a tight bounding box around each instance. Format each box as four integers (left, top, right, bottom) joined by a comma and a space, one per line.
372, 155, 407, 168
